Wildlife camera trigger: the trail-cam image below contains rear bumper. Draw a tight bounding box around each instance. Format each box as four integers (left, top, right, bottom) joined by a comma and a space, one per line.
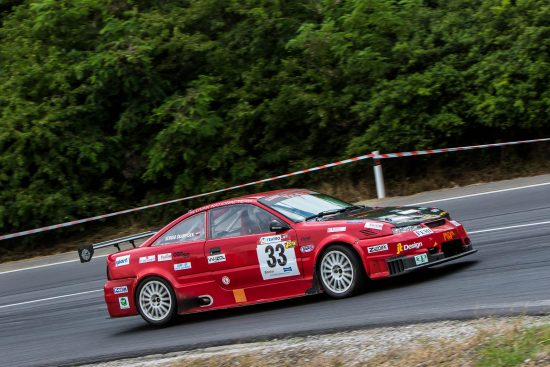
104, 278, 139, 317
386, 244, 477, 277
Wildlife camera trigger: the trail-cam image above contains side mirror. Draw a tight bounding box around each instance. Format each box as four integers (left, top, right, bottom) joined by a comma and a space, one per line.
269, 220, 291, 232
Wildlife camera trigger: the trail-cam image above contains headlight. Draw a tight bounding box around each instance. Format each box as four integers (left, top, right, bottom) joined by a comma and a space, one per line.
392, 225, 423, 234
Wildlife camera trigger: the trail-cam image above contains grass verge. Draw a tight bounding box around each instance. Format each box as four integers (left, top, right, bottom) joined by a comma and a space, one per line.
476, 324, 550, 367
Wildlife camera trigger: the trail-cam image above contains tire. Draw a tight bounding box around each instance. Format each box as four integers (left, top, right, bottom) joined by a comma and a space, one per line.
135, 277, 177, 326
318, 245, 366, 299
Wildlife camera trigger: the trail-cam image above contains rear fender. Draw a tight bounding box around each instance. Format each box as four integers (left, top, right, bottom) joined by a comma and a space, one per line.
133, 269, 201, 313
135, 268, 177, 289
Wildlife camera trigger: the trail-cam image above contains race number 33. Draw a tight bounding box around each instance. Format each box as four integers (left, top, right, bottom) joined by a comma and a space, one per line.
256, 242, 300, 280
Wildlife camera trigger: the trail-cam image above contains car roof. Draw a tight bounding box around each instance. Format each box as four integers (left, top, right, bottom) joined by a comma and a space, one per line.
188, 188, 312, 214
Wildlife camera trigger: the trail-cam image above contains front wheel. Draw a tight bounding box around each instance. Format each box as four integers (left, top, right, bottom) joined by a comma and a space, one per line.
136, 277, 177, 326
318, 245, 365, 298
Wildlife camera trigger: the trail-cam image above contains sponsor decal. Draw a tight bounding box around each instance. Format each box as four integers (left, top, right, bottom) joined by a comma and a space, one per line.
262, 190, 312, 202
367, 244, 388, 253
207, 253, 226, 264
173, 252, 190, 258
364, 222, 384, 230
163, 232, 200, 242
187, 199, 256, 215
443, 231, 456, 241
398, 209, 420, 215
301, 236, 311, 241
257, 243, 300, 280
413, 228, 434, 237
430, 208, 441, 213
284, 240, 297, 249
158, 253, 172, 262
174, 262, 192, 271
113, 286, 128, 294
396, 242, 423, 255
222, 276, 230, 285
300, 245, 315, 253
450, 220, 461, 227
327, 227, 346, 233
420, 214, 440, 221
139, 255, 155, 264
118, 297, 130, 309
115, 255, 130, 267
260, 235, 283, 244
379, 215, 411, 223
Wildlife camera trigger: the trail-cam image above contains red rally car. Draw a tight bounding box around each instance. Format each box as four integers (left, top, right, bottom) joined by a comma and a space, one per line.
78, 189, 476, 325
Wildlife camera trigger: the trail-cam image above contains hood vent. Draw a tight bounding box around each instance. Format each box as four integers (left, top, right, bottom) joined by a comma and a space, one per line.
359, 229, 378, 237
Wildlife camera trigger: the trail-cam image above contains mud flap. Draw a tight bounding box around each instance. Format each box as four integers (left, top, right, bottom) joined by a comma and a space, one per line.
306, 269, 322, 295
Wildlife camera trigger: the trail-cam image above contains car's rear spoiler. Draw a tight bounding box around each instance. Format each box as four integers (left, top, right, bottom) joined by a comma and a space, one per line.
77, 230, 157, 263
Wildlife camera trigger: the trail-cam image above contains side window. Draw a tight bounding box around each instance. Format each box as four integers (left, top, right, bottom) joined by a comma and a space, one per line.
210, 204, 280, 239
153, 212, 205, 246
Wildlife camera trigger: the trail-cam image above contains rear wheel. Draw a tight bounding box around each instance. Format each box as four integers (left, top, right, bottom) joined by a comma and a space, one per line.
318, 245, 365, 298
136, 277, 177, 326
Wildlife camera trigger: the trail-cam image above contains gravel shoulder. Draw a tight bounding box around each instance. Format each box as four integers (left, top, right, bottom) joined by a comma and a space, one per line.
79, 315, 550, 367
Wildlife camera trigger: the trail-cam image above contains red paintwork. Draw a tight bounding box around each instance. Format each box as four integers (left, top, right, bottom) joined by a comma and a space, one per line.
103, 189, 471, 319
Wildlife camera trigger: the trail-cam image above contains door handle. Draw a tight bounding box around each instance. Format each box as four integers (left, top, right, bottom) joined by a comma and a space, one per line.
209, 247, 221, 255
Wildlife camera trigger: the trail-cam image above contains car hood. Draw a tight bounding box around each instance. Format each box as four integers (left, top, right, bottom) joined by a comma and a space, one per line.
329, 206, 448, 227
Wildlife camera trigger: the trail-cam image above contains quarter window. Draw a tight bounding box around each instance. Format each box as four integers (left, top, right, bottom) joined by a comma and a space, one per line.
153, 212, 206, 245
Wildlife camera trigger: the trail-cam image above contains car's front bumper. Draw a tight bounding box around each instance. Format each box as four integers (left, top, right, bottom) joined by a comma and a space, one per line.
386, 244, 477, 277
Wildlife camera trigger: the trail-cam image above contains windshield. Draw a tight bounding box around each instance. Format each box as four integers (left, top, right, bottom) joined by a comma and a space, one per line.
259, 192, 354, 222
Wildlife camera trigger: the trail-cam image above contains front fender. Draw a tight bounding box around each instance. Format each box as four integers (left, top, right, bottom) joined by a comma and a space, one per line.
313, 233, 366, 268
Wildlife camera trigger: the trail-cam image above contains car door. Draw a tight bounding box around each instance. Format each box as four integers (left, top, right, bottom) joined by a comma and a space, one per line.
150, 212, 208, 284
205, 204, 302, 290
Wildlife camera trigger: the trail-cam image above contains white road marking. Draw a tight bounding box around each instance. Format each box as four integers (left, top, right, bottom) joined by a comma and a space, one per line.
0, 289, 102, 309
469, 220, 550, 234
0, 254, 108, 275
409, 181, 550, 205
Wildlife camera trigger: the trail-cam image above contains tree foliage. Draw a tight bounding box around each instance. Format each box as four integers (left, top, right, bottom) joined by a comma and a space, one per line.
0, 0, 548, 234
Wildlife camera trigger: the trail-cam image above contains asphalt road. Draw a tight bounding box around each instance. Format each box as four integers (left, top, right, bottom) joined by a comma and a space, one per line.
1, 176, 549, 367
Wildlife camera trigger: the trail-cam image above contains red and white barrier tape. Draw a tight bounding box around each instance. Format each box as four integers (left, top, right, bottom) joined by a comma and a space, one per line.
1, 137, 548, 241
373, 138, 550, 159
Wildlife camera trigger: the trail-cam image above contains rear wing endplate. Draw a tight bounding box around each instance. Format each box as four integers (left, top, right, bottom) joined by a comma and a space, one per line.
77, 230, 157, 263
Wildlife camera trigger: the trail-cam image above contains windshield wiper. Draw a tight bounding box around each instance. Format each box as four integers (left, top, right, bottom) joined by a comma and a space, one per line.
305, 209, 343, 221
305, 205, 365, 221
343, 205, 365, 212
